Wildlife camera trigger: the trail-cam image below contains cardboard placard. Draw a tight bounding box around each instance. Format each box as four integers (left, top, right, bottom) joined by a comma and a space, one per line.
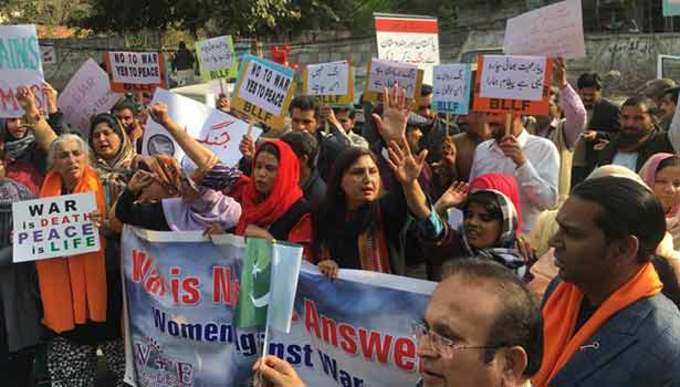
375, 13, 440, 84
0, 24, 47, 118
58, 58, 122, 136
40, 44, 57, 65
104, 51, 166, 93
142, 88, 261, 167
503, 0, 585, 59
231, 55, 296, 130
432, 64, 472, 115
473, 55, 553, 115
363, 58, 424, 104
303, 60, 354, 105
196, 35, 238, 82
13, 192, 101, 262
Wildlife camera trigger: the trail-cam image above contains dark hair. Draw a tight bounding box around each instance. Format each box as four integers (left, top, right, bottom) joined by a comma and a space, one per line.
289, 95, 318, 117
334, 106, 356, 119
622, 95, 661, 122
657, 155, 680, 175
178, 41, 187, 49
464, 191, 503, 223
572, 176, 666, 263
420, 84, 433, 96
576, 72, 602, 90
89, 113, 124, 149
256, 142, 280, 161
664, 86, 680, 105
112, 99, 137, 115
441, 259, 543, 377
281, 131, 318, 169
314, 147, 380, 255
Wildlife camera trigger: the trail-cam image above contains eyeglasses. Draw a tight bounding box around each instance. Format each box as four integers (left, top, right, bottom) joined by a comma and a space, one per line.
412, 321, 501, 358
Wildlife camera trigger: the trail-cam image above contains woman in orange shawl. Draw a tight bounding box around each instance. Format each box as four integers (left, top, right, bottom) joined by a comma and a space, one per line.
36, 134, 125, 386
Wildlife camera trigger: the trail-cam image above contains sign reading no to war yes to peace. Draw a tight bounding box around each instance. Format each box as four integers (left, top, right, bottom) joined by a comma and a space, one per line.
0, 24, 47, 118
196, 35, 238, 82
232, 55, 296, 130
432, 64, 472, 115
12, 192, 101, 263
473, 55, 553, 116
104, 51, 166, 93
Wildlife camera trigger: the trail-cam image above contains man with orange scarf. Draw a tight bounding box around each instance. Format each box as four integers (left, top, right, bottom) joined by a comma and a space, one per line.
534, 177, 680, 386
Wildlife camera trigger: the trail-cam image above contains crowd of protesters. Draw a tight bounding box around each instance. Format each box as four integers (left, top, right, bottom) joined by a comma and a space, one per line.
0, 54, 679, 387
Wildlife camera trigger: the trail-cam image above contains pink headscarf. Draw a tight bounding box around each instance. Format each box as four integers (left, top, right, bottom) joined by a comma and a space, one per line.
639, 153, 680, 228
470, 173, 523, 233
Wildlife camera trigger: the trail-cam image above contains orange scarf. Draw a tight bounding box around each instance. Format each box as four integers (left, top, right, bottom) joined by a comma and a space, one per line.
36, 166, 108, 333
532, 262, 662, 387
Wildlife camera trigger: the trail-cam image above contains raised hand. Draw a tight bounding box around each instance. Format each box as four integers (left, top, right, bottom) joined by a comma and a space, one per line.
554, 57, 567, 88
127, 170, 156, 193
435, 181, 470, 213
317, 259, 339, 280
149, 102, 171, 127
15, 86, 40, 118
42, 82, 59, 114
386, 138, 428, 185
372, 84, 410, 142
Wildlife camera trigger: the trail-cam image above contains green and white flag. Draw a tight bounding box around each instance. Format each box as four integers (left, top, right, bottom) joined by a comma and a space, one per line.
234, 238, 303, 332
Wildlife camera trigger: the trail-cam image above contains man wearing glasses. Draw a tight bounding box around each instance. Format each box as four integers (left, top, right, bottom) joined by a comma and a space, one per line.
254, 259, 542, 387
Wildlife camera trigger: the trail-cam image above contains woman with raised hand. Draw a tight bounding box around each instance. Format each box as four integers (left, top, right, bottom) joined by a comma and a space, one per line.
313, 85, 441, 278
36, 134, 125, 386
424, 173, 526, 280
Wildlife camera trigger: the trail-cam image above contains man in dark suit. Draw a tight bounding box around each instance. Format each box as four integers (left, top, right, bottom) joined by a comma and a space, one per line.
535, 177, 680, 386
571, 72, 621, 186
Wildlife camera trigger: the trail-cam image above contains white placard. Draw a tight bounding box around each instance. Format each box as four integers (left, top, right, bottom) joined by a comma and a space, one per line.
143, 88, 261, 167
237, 59, 294, 116
306, 61, 349, 96
0, 24, 46, 118
13, 192, 100, 262
479, 55, 547, 102
196, 36, 235, 72
375, 14, 440, 84
503, 0, 585, 59
107, 51, 163, 85
367, 59, 419, 99
40, 44, 57, 65
58, 59, 122, 136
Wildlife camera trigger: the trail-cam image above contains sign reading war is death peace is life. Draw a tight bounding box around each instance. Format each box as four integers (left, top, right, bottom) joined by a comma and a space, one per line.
432, 64, 472, 115
364, 58, 424, 103
232, 55, 296, 130
104, 51, 166, 93
13, 192, 101, 263
0, 24, 48, 118
196, 35, 238, 81
473, 55, 553, 116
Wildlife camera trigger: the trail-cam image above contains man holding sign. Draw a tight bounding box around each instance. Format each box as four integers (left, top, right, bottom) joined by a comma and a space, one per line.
469, 55, 560, 234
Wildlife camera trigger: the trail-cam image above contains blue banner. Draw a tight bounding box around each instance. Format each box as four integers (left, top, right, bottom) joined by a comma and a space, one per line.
122, 226, 436, 386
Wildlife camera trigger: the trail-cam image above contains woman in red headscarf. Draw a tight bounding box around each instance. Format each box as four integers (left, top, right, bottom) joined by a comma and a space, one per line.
219, 140, 312, 254
422, 173, 526, 280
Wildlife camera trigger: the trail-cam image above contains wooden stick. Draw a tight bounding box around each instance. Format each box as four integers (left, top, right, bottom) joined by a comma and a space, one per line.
446, 112, 451, 136
505, 112, 513, 137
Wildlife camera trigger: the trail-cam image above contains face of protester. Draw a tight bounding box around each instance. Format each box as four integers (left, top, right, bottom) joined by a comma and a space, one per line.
114, 108, 135, 130
550, 196, 612, 288
653, 165, 680, 214
406, 127, 423, 153
659, 94, 676, 122
418, 93, 433, 118
6, 118, 28, 139
335, 110, 355, 133
458, 112, 492, 140
484, 112, 518, 141
137, 178, 177, 203
578, 87, 601, 110
464, 201, 502, 250
54, 139, 87, 187
419, 275, 509, 387
253, 151, 279, 198
91, 122, 122, 160
291, 108, 318, 135
341, 155, 380, 209
619, 104, 655, 148
216, 97, 230, 112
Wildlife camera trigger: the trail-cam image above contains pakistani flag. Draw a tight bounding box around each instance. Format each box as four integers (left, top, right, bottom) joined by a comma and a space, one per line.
234, 238, 303, 332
